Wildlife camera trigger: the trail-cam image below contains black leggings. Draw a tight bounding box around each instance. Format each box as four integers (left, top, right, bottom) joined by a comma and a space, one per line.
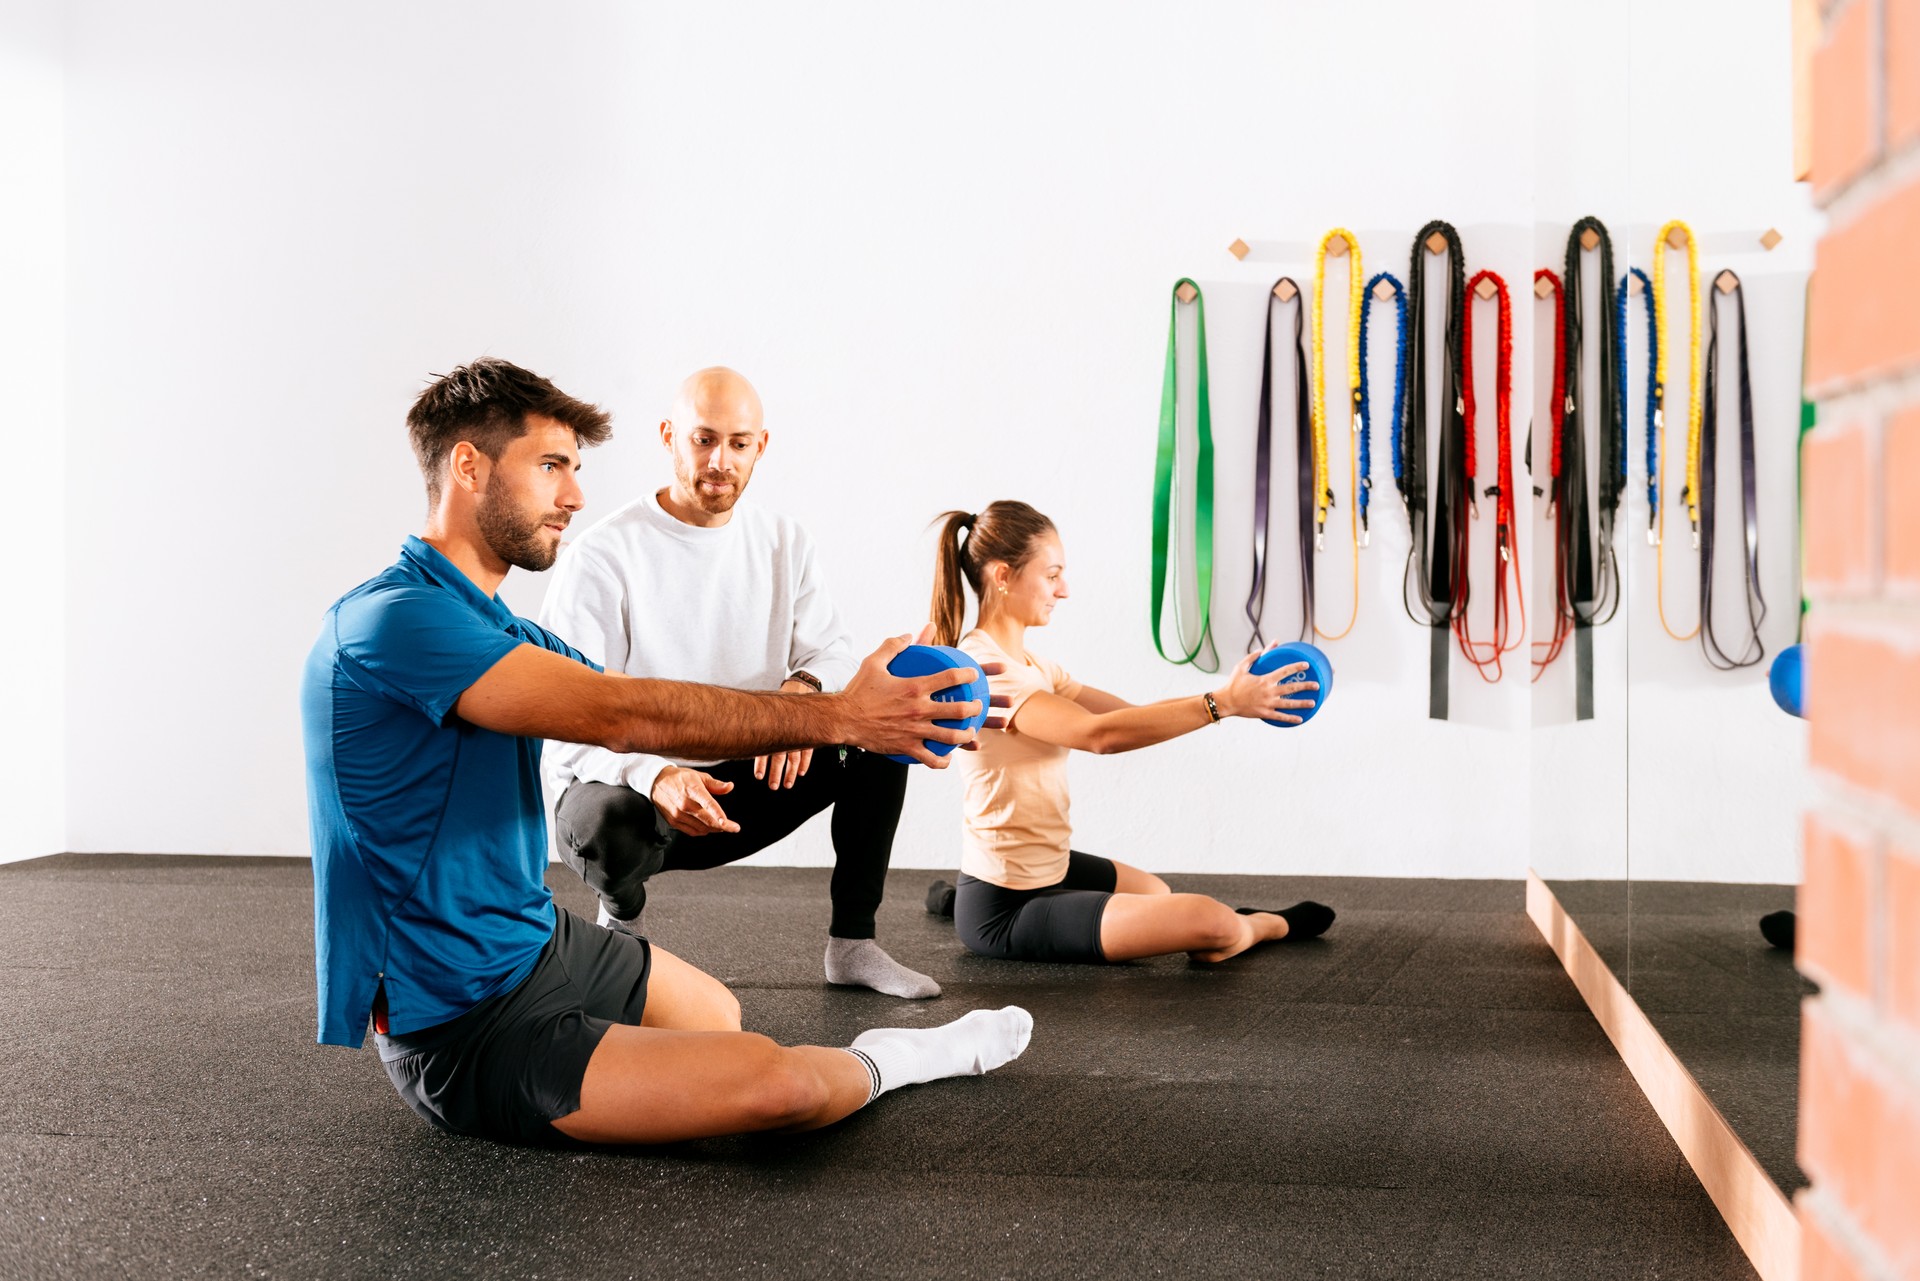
954, 852, 1119, 963
553, 748, 907, 938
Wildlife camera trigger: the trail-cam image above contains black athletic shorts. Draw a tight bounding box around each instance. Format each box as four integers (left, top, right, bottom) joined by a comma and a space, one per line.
375, 907, 651, 1147
955, 851, 1118, 964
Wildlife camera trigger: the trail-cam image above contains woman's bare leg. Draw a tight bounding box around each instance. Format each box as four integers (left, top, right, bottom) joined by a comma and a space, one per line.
1109, 860, 1171, 895
1098, 892, 1289, 963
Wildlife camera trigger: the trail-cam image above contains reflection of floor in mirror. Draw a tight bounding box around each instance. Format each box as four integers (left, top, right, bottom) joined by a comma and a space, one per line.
1543, 878, 1809, 1195
3, 857, 1758, 1280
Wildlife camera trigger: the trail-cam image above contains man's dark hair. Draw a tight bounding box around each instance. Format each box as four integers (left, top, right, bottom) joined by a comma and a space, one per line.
407, 358, 613, 505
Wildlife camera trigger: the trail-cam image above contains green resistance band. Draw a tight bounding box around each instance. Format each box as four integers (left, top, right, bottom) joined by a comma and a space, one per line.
1150, 278, 1219, 671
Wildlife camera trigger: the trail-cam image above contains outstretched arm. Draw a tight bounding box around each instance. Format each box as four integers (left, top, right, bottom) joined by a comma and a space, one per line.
454, 633, 993, 768
1012, 654, 1318, 755
1069, 685, 1134, 714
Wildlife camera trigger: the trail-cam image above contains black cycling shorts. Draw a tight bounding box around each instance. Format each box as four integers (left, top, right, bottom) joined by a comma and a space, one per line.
954, 851, 1119, 964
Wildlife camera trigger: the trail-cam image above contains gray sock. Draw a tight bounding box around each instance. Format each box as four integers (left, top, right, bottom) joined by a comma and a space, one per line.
825, 937, 940, 999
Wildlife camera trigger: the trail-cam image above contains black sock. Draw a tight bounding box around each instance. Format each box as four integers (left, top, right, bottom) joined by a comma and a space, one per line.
1759, 909, 1796, 951
926, 879, 956, 919
1237, 901, 1335, 941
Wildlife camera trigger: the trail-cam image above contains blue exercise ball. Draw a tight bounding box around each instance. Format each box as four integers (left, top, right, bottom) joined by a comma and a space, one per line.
1769, 643, 1807, 719
885, 644, 991, 764
1250, 641, 1333, 726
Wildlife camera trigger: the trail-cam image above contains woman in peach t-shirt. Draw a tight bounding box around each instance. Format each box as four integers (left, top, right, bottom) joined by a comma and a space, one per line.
927, 500, 1336, 965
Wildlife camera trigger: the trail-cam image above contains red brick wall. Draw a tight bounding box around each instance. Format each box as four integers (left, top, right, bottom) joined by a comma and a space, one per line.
1799, 0, 1920, 1276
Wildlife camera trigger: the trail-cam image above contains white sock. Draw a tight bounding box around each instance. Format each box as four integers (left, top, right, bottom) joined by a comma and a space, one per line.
844, 1006, 1033, 1103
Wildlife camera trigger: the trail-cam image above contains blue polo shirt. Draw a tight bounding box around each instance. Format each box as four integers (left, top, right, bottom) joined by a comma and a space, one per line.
300, 537, 601, 1048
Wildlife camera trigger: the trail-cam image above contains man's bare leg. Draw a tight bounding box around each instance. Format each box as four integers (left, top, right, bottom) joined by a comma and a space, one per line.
555, 945, 1032, 1145
639, 944, 743, 1031
552, 1026, 874, 1144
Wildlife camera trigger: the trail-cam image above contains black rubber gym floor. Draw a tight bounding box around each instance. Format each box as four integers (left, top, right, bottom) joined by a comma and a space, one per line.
1, 854, 1755, 1279
1547, 877, 1809, 1196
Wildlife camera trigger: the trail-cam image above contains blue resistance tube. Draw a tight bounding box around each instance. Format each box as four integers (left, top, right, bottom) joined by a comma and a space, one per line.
885, 644, 991, 763
1250, 641, 1334, 726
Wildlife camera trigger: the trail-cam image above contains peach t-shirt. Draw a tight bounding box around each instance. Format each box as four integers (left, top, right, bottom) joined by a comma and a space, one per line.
953, 628, 1085, 890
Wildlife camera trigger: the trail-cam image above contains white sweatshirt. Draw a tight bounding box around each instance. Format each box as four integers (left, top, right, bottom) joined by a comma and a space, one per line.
537, 489, 858, 809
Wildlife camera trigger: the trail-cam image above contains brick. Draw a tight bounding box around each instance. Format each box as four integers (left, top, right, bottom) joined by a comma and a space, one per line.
1799, 1002, 1920, 1269
1886, 406, 1920, 590
1808, 173, 1920, 391
1892, 0, 1920, 149
1800, 1003, 1881, 1229
1801, 1201, 1870, 1281
1804, 423, 1877, 596
1812, 0, 1879, 198
1889, 844, 1920, 1035
1800, 813, 1877, 997
1808, 627, 1920, 817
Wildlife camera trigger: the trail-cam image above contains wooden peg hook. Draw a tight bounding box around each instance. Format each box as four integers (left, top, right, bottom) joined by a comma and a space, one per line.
1628, 274, 1645, 295
1714, 270, 1739, 294
1228, 239, 1250, 261
1533, 276, 1555, 299
1175, 282, 1199, 304
1325, 237, 1348, 257
1759, 228, 1783, 251
1580, 228, 1601, 251
1474, 278, 1499, 300
1273, 279, 1298, 302
1666, 226, 1690, 250
1373, 279, 1397, 301
1425, 231, 1449, 255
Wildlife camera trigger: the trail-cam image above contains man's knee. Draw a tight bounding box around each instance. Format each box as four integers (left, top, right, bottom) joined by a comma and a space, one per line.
555, 782, 672, 916
736, 1038, 830, 1129
699, 979, 744, 1032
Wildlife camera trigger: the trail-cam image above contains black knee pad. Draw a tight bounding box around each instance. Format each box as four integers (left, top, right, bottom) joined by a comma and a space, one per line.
553, 781, 672, 920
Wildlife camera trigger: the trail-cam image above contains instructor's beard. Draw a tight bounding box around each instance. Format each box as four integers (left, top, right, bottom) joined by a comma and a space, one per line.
674, 455, 752, 516
476, 478, 568, 573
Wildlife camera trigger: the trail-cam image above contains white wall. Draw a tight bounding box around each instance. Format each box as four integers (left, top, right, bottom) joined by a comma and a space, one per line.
0, 0, 69, 865
1526, 0, 1819, 886
1621, 0, 1819, 883
1528, 0, 1634, 881
55, 0, 1539, 876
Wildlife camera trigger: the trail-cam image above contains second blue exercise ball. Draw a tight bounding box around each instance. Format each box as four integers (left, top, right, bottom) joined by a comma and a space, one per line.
885, 644, 991, 763
1769, 643, 1808, 720
1250, 641, 1333, 726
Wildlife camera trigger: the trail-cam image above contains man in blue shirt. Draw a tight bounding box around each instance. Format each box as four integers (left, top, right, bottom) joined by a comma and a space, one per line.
302, 358, 1030, 1146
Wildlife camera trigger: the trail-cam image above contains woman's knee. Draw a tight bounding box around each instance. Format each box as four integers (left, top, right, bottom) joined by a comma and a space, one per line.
1178, 895, 1244, 951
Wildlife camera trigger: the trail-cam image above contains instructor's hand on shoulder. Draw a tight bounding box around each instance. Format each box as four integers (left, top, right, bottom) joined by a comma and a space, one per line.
841, 625, 1009, 766
651, 767, 739, 837
1216, 652, 1319, 727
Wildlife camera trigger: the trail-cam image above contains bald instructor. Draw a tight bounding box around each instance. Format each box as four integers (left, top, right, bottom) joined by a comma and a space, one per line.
301, 359, 1029, 1147
541, 368, 938, 998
